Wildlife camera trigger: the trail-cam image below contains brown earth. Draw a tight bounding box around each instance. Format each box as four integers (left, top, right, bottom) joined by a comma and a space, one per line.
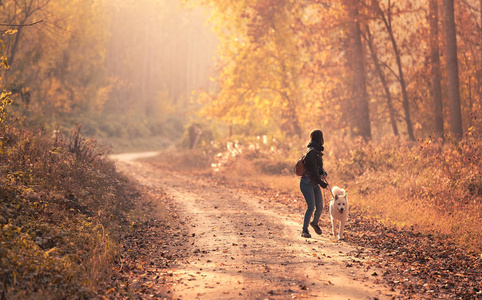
108, 152, 401, 299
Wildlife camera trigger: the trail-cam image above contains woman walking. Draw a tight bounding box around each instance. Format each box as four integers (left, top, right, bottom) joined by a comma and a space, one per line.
300, 129, 328, 238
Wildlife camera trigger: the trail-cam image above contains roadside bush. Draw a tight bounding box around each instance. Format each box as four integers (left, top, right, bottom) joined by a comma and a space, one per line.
0, 125, 136, 298
327, 123, 482, 252
208, 135, 295, 175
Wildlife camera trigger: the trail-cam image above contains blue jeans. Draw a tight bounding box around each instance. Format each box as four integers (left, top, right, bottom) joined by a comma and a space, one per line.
300, 176, 323, 232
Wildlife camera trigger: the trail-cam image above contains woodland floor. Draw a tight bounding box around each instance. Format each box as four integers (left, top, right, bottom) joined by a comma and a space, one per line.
106, 152, 482, 300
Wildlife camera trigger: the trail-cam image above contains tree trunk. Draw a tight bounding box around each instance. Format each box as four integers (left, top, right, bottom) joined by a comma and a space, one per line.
365, 25, 399, 136
429, 0, 444, 139
8, 22, 24, 69
443, 0, 463, 137
376, 0, 415, 140
344, 0, 372, 140
479, 0, 482, 124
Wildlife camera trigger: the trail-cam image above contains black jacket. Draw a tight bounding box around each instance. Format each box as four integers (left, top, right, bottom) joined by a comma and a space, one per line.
304, 141, 327, 188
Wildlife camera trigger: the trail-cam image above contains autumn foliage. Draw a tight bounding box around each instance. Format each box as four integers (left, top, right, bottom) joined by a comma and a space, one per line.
330, 123, 482, 252
0, 124, 136, 298
192, 0, 481, 142
1, 0, 482, 297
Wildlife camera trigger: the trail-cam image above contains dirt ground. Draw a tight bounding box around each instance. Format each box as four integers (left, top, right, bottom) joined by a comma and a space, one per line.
110, 152, 403, 300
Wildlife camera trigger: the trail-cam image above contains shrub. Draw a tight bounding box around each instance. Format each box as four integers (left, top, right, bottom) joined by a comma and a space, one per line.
0, 124, 135, 298
327, 124, 482, 252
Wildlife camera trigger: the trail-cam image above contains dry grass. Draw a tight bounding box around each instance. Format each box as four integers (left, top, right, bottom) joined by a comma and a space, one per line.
147, 142, 301, 195
325, 131, 482, 253
143, 148, 213, 173
252, 174, 300, 195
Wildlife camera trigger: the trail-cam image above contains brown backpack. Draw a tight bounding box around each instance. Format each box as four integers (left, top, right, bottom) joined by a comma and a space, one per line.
294, 156, 306, 176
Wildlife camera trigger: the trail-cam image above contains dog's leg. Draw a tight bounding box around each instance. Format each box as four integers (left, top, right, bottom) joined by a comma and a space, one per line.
330, 216, 336, 236
338, 219, 345, 240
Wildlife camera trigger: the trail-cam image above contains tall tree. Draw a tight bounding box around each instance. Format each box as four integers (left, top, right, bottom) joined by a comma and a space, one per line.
196, 0, 305, 137
371, 0, 415, 141
343, 0, 371, 140
0, 0, 50, 69
429, 0, 444, 139
443, 0, 463, 137
364, 25, 399, 137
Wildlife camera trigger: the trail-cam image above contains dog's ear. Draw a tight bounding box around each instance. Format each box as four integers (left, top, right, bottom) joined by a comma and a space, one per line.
335, 195, 338, 200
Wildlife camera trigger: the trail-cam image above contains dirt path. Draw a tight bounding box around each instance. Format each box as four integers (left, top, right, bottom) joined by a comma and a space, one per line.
113, 153, 399, 299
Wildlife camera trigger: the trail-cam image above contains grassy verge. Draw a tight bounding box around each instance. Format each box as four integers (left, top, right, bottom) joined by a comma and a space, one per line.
331, 134, 482, 252
0, 125, 138, 298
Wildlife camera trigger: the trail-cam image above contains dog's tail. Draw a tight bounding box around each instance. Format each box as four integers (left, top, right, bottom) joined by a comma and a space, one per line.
332, 186, 345, 196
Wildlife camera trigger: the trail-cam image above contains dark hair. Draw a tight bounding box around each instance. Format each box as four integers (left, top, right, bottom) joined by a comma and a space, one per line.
310, 129, 324, 144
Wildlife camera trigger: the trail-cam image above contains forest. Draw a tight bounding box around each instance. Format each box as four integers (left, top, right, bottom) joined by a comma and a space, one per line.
1, 0, 481, 142
0, 0, 217, 151
0, 0, 481, 298
192, 0, 480, 141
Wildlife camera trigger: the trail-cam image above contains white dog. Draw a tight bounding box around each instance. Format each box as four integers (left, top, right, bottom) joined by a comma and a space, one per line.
329, 186, 349, 240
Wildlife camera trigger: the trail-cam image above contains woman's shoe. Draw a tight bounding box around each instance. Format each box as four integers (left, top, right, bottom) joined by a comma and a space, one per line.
301, 230, 311, 238
310, 222, 322, 235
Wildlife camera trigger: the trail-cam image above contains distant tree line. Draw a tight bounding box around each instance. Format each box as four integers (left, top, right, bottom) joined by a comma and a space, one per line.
0, 0, 217, 142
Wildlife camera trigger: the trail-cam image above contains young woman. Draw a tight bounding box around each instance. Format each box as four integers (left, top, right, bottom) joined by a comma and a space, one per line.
300, 129, 328, 238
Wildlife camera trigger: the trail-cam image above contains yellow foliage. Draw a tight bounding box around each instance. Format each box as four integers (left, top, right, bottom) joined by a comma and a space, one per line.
3, 29, 18, 35
45, 78, 72, 112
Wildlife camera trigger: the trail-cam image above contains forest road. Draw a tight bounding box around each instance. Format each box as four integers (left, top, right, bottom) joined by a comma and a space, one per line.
112, 152, 400, 300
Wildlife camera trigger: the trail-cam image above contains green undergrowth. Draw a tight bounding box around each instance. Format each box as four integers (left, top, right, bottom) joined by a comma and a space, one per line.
0, 125, 138, 298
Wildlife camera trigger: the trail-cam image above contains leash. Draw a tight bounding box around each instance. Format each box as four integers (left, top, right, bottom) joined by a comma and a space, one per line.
324, 179, 335, 199
322, 179, 335, 211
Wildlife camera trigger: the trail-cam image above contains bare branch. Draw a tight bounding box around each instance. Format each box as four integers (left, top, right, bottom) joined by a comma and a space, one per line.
0, 19, 43, 27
